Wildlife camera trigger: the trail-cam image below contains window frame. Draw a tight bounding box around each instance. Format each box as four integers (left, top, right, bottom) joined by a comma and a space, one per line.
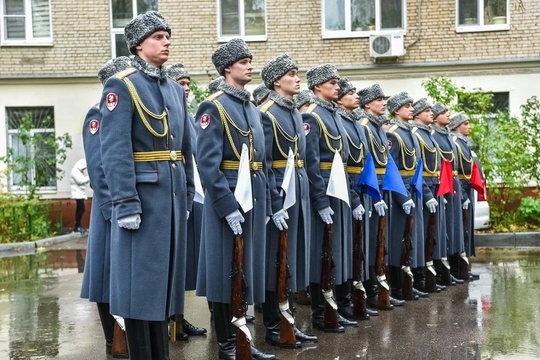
0, 0, 53, 46
5, 106, 57, 194
217, 0, 267, 43
455, 0, 510, 33
321, 0, 406, 39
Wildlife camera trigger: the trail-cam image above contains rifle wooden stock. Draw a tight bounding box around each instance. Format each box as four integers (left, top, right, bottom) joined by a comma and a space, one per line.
276, 230, 296, 348
321, 223, 340, 330
375, 216, 392, 310
401, 214, 414, 300
352, 219, 368, 319
459, 208, 470, 280
111, 322, 129, 359
425, 212, 438, 292
231, 234, 252, 360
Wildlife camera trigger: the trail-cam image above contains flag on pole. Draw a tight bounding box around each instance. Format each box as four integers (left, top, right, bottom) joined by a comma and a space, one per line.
281, 148, 297, 210
382, 155, 408, 197
411, 157, 424, 200
437, 159, 454, 197
356, 153, 381, 202
327, 151, 350, 207
234, 144, 253, 213
192, 155, 205, 204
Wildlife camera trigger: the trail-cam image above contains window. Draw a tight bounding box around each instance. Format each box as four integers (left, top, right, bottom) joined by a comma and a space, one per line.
218, 0, 266, 41
110, 0, 158, 57
1, 0, 51, 45
6, 107, 57, 192
461, 91, 509, 120
456, 0, 509, 32
322, 0, 405, 39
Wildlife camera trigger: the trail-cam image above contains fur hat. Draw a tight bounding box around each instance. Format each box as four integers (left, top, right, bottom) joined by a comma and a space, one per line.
261, 54, 298, 89
357, 84, 385, 108
449, 112, 470, 130
294, 90, 313, 109
306, 64, 340, 90
431, 102, 448, 120
337, 77, 356, 99
379, 114, 391, 125
412, 97, 432, 117
167, 63, 190, 81
387, 91, 414, 115
252, 84, 271, 106
98, 56, 132, 85
208, 76, 225, 94
124, 11, 171, 55
211, 38, 252, 76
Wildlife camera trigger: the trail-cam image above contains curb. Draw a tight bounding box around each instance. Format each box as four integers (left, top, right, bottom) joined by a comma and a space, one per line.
0, 232, 86, 254
475, 232, 540, 247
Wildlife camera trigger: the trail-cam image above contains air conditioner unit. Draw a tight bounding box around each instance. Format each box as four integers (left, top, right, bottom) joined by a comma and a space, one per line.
369, 33, 405, 58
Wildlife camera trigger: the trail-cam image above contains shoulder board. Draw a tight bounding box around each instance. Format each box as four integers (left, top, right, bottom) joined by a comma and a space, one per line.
305, 103, 318, 114
388, 124, 399, 133
206, 90, 224, 102
115, 67, 137, 79
361, 118, 369, 126
411, 127, 418, 134
260, 99, 275, 113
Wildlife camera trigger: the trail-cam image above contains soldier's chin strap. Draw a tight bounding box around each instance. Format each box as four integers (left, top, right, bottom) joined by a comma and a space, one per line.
278, 301, 295, 325
441, 257, 451, 270
426, 261, 437, 276
376, 274, 390, 291
353, 280, 367, 299
460, 251, 469, 265
322, 289, 338, 310
231, 316, 252, 342
401, 265, 414, 280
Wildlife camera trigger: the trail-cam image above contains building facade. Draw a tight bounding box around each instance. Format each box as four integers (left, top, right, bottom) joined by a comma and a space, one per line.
1, 0, 538, 198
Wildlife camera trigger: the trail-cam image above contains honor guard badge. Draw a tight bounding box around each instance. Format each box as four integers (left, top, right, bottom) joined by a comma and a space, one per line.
388, 140, 392, 150
304, 123, 310, 136
200, 114, 210, 129
89, 119, 100, 135
106, 93, 118, 111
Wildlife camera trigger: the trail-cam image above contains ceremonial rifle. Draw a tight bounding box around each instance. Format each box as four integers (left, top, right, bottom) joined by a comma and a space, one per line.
425, 212, 438, 292
352, 218, 368, 319
459, 208, 471, 280
276, 230, 297, 347
375, 216, 392, 310
400, 214, 414, 300
231, 234, 252, 360
321, 224, 340, 330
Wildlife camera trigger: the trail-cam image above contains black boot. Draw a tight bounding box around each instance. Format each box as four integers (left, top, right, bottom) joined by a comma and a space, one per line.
335, 281, 354, 319
251, 345, 277, 360
170, 314, 188, 341
213, 302, 236, 360
182, 315, 207, 336
294, 326, 318, 343
262, 291, 300, 348
310, 282, 344, 333
96, 302, 115, 355
124, 318, 152, 360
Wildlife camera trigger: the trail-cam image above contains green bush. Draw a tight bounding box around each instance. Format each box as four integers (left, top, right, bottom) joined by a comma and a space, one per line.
517, 197, 540, 225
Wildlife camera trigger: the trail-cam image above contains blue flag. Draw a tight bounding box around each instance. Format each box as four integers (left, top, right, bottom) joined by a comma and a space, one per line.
382, 155, 408, 197
411, 158, 423, 200
356, 153, 381, 202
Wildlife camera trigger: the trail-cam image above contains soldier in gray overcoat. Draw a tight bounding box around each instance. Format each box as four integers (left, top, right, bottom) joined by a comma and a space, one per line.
411, 98, 445, 293
335, 78, 378, 320
99, 12, 194, 359
194, 39, 275, 360
166, 63, 207, 340
432, 103, 465, 286
257, 54, 317, 347
386, 92, 433, 301
356, 84, 391, 310
302, 64, 357, 332
80, 56, 131, 356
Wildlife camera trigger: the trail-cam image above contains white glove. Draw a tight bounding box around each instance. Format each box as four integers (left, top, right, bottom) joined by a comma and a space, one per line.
266, 216, 270, 224
373, 200, 388, 217
187, 210, 190, 220
225, 209, 245, 235
118, 214, 141, 230
318, 206, 334, 224
443, 197, 448, 205
426, 198, 438, 213
352, 204, 365, 220
272, 209, 289, 230
402, 199, 415, 215
462, 198, 470, 210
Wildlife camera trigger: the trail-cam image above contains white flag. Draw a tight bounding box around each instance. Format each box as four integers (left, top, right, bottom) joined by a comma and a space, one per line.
281, 148, 296, 210
326, 151, 350, 207
234, 144, 253, 213
192, 155, 205, 204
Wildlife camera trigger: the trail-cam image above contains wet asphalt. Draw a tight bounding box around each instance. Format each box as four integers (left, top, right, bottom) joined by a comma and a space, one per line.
1, 238, 539, 360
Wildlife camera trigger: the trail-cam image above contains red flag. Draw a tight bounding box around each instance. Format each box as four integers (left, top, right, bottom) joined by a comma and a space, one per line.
471, 160, 486, 199
437, 159, 454, 197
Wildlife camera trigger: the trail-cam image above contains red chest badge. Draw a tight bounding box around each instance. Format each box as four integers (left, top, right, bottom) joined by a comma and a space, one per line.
89, 119, 99, 135
106, 92, 118, 111
388, 140, 393, 150
304, 123, 310, 136
200, 114, 211, 129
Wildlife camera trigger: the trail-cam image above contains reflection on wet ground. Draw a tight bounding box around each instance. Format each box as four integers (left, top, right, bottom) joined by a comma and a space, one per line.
0, 240, 539, 360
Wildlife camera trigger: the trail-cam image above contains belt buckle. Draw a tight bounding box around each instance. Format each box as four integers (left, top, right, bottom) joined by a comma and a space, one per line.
251, 162, 259, 171
169, 150, 177, 161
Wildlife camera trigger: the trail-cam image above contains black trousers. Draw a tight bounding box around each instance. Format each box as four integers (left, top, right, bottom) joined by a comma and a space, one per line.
74, 198, 85, 228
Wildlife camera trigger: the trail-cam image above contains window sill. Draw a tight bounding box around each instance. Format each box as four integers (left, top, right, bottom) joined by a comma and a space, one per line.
455, 24, 510, 33
218, 35, 267, 43
1, 41, 53, 47
322, 29, 405, 39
